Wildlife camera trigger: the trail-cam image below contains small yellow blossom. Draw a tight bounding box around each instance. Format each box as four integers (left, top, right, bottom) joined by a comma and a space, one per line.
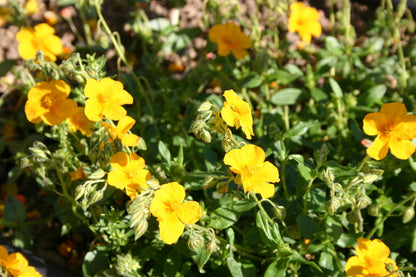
345, 238, 398, 277
0, 245, 42, 277
84, 78, 133, 122
221, 89, 254, 140
66, 106, 95, 136
288, 2, 322, 43
25, 80, 77, 126
208, 22, 252, 60
101, 116, 140, 147
223, 144, 280, 199
363, 102, 416, 160
16, 23, 63, 61
150, 182, 201, 245
107, 152, 150, 199
24, 0, 39, 16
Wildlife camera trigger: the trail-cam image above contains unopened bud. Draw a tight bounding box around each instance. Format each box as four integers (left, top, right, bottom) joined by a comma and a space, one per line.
137, 137, 147, 150
322, 168, 335, 184
346, 211, 359, 223
363, 174, 378, 184
402, 206, 415, 224
146, 178, 160, 190
188, 232, 205, 251
200, 130, 212, 143
89, 169, 106, 179
368, 204, 380, 217
74, 184, 86, 201
201, 176, 216, 189
314, 144, 329, 166
188, 120, 204, 134
385, 262, 396, 273
29, 147, 49, 161
357, 196, 371, 209
274, 205, 286, 221
206, 240, 218, 254
326, 199, 341, 215
198, 101, 213, 112
133, 219, 148, 240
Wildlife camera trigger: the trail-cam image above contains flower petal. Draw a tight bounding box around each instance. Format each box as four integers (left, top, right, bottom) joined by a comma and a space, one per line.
380, 102, 407, 121
389, 136, 415, 160
157, 212, 184, 245
366, 135, 389, 160
363, 112, 387, 136
176, 201, 201, 225
345, 256, 368, 276
85, 99, 103, 121
121, 134, 139, 147
116, 116, 135, 136
107, 170, 128, 190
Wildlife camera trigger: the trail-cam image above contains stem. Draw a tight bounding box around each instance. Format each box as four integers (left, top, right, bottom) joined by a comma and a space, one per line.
93, 1, 157, 133
280, 159, 289, 199
367, 191, 416, 239
303, 177, 316, 214
76, 1, 93, 45
53, 160, 100, 238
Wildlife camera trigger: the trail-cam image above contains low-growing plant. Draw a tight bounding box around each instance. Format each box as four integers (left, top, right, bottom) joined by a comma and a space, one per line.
1, 0, 416, 276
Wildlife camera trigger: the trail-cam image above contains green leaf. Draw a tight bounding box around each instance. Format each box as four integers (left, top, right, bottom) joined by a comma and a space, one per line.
328, 78, 343, 98
264, 260, 288, 277
270, 70, 299, 85
229, 200, 257, 213
288, 154, 312, 180
326, 216, 343, 242
4, 196, 26, 223
283, 121, 318, 139
319, 251, 334, 271
255, 211, 281, 248
192, 245, 211, 273
324, 36, 344, 55
310, 88, 328, 102
270, 88, 303, 105
210, 208, 238, 230
336, 232, 364, 248
357, 84, 387, 107
158, 141, 171, 164
296, 214, 316, 239
82, 250, 109, 277
227, 256, 244, 277
163, 252, 182, 277
240, 72, 264, 88
0, 60, 17, 77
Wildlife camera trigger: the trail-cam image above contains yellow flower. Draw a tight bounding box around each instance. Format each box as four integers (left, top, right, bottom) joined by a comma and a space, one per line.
223, 144, 280, 199
0, 245, 42, 277
288, 2, 322, 43
221, 89, 254, 140
363, 102, 416, 160
208, 22, 252, 60
101, 116, 140, 147
24, 0, 39, 16
150, 182, 201, 245
66, 106, 95, 136
25, 80, 77, 126
84, 78, 133, 122
107, 152, 150, 199
16, 23, 63, 61
345, 238, 398, 277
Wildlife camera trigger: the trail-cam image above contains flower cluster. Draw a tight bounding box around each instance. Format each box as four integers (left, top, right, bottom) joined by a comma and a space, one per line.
150, 182, 201, 245
345, 238, 398, 277
363, 102, 416, 160
0, 245, 42, 277
288, 2, 322, 43
224, 144, 280, 199
208, 22, 252, 60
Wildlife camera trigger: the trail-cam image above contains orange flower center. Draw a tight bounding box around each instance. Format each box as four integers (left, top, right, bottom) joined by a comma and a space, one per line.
97, 92, 109, 104
222, 36, 236, 50
40, 93, 53, 109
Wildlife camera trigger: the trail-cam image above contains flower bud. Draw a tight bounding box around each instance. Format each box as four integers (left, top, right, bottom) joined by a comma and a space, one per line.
201, 176, 217, 189
200, 130, 212, 143
402, 206, 415, 224
314, 144, 329, 166
326, 199, 341, 215
322, 168, 335, 184
368, 204, 380, 217
357, 196, 371, 209
89, 169, 106, 179
137, 137, 147, 150
198, 101, 213, 112
188, 232, 205, 251
363, 173, 378, 184
274, 205, 286, 221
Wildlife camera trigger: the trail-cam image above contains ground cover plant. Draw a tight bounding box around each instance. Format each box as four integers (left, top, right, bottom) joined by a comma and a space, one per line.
1, 0, 416, 276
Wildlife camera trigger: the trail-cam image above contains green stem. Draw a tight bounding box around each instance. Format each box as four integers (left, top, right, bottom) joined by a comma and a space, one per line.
280, 159, 289, 199
76, 0, 93, 45
367, 191, 416, 239
53, 160, 100, 238
93, 1, 157, 134
303, 176, 316, 214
